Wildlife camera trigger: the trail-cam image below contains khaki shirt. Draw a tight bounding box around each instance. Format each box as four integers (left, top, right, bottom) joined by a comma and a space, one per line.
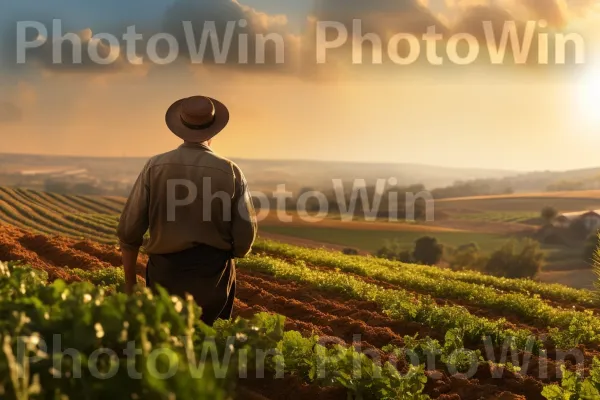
117, 142, 257, 256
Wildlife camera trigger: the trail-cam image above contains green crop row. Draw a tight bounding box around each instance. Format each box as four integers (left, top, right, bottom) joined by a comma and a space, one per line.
0, 200, 58, 236
68, 256, 599, 351
67, 195, 121, 215
254, 241, 600, 347
236, 255, 547, 351
64, 214, 119, 238
254, 240, 598, 307
0, 261, 428, 400
42, 191, 108, 215
14, 188, 80, 215
70, 194, 123, 215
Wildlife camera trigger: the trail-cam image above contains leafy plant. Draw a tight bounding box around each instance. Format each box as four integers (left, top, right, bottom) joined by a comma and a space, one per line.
0, 261, 431, 400
542, 359, 600, 399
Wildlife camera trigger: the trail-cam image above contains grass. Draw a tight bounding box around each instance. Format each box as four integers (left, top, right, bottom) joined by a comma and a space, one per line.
259, 225, 509, 253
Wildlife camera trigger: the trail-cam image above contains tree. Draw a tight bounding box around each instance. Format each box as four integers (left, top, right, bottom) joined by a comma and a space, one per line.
375, 240, 413, 262
483, 239, 544, 279
540, 206, 558, 225
412, 236, 443, 266
448, 243, 486, 271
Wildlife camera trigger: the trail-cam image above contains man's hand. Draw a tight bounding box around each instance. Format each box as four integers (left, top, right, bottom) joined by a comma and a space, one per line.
122, 247, 140, 295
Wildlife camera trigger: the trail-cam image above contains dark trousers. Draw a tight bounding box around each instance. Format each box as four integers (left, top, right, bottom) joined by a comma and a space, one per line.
146, 244, 236, 326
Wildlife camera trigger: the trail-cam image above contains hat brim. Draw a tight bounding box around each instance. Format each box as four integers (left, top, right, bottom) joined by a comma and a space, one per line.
165, 97, 230, 143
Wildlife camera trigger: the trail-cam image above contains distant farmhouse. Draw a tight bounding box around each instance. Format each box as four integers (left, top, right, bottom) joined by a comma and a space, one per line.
554, 210, 600, 232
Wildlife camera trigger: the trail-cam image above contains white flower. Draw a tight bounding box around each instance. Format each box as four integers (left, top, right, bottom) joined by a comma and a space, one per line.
0, 261, 10, 277
174, 301, 183, 313
29, 334, 40, 346
94, 323, 105, 339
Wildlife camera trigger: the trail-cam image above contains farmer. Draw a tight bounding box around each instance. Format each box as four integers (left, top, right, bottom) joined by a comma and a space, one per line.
117, 95, 257, 326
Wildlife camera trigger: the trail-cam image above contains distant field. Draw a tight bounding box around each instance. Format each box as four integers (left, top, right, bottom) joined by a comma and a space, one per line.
447, 211, 539, 224
259, 225, 509, 253
0, 185, 590, 274
439, 190, 600, 201
436, 191, 600, 213
258, 212, 462, 232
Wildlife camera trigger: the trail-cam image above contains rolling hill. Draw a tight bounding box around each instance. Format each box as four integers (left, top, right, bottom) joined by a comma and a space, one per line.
0, 152, 518, 195
0, 187, 599, 398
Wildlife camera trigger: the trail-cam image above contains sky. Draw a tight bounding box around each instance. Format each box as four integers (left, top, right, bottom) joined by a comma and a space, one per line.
1, 0, 600, 171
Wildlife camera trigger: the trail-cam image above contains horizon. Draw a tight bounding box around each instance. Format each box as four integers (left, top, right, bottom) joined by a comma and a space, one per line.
0, 149, 557, 174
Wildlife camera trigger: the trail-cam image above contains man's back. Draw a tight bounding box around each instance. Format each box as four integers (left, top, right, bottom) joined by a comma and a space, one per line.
117, 142, 257, 256
118, 96, 252, 325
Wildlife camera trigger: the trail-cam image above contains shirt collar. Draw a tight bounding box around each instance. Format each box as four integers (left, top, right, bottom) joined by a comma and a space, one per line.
179, 142, 213, 152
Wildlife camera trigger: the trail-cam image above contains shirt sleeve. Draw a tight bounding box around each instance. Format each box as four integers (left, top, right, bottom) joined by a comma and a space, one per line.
117, 160, 151, 251
231, 165, 258, 258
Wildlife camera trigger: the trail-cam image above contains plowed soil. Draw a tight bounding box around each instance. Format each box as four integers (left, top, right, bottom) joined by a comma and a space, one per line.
0, 224, 587, 399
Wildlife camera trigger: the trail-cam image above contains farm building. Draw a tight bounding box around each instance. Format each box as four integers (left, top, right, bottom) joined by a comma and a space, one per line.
554, 210, 600, 231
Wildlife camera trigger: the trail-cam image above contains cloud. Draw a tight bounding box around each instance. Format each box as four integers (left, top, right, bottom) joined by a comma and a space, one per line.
0, 102, 22, 123
522, 0, 567, 27
313, 0, 447, 36
567, 0, 600, 16
160, 0, 299, 71
295, 0, 448, 70
452, 5, 518, 39
3, 0, 300, 76
0, 0, 593, 78
13, 25, 149, 75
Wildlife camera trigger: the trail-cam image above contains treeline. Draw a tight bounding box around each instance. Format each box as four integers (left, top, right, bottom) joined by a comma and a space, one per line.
251, 179, 518, 215
430, 180, 513, 199
546, 175, 600, 192
376, 236, 544, 279
427, 169, 600, 197
252, 183, 432, 220
414, 172, 600, 198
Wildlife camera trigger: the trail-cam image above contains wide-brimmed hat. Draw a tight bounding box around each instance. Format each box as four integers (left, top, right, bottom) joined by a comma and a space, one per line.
165, 96, 229, 142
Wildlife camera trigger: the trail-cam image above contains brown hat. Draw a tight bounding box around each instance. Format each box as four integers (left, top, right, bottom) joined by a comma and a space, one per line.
165, 96, 229, 143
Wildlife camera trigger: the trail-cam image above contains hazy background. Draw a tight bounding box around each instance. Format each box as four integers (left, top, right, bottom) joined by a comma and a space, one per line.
0, 0, 600, 171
